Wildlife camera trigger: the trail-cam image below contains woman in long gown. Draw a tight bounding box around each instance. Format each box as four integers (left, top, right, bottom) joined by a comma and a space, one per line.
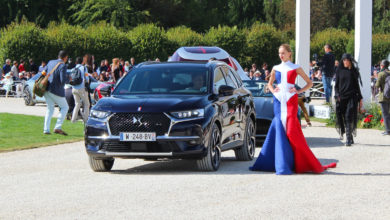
250, 44, 337, 175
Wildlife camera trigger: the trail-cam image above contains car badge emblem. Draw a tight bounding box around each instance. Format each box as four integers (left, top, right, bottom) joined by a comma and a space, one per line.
132, 116, 143, 127
137, 107, 142, 111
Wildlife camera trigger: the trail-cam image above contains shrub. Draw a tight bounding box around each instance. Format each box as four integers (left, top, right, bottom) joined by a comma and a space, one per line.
311, 28, 351, 61
204, 25, 246, 62
45, 22, 89, 60
372, 33, 390, 64
0, 22, 48, 67
128, 23, 170, 62
166, 26, 204, 47
245, 23, 283, 67
86, 22, 132, 62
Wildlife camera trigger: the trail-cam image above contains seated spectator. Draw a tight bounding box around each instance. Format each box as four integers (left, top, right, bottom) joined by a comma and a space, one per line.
265, 70, 270, 81
124, 61, 130, 73
253, 71, 262, 80
249, 69, 255, 80
1, 73, 13, 98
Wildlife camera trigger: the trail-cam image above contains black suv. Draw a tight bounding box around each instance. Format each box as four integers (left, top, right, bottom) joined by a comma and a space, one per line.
85, 61, 256, 171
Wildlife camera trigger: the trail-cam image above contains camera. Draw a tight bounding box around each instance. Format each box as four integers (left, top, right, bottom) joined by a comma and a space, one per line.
312, 53, 319, 71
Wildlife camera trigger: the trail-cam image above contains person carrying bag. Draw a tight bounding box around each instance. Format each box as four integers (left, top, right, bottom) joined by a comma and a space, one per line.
33, 61, 63, 99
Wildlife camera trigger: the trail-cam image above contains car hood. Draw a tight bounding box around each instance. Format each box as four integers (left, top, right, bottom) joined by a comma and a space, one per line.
93, 94, 208, 113
254, 96, 274, 120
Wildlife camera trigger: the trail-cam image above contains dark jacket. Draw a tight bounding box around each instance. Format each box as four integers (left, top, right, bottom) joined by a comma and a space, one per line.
47, 59, 69, 97
2, 64, 11, 74
318, 52, 335, 77
30, 63, 39, 73
334, 66, 362, 100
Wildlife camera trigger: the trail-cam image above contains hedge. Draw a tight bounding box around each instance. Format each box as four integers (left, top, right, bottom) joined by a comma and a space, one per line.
86, 22, 132, 62
128, 23, 171, 62
166, 26, 204, 48
245, 23, 283, 67
1, 22, 390, 70
204, 25, 247, 63
0, 21, 48, 69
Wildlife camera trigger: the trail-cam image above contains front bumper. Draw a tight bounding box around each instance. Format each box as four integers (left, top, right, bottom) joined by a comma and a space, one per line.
85, 113, 210, 159
86, 135, 206, 159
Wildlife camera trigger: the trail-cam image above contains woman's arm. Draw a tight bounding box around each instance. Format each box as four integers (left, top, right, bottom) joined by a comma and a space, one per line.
291, 67, 313, 94
267, 68, 279, 93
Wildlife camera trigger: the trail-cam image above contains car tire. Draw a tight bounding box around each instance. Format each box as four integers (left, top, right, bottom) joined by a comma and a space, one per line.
196, 124, 221, 171
23, 87, 35, 106
235, 117, 255, 161
88, 155, 114, 172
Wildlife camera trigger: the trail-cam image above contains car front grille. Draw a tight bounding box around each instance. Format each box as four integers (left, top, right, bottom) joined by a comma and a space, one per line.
256, 119, 271, 135
108, 113, 171, 136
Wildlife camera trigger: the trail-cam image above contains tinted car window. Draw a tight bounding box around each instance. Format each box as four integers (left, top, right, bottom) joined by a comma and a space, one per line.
213, 67, 227, 93
229, 69, 242, 87
222, 67, 237, 89
113, 66, 209, 95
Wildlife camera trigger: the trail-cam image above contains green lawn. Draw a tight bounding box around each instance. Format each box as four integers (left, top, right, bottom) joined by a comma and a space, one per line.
0, 113, 85, 152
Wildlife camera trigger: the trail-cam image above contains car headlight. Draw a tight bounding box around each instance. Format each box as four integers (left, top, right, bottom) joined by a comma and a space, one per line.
170, 109, 204, 119
90, 110, 110, 119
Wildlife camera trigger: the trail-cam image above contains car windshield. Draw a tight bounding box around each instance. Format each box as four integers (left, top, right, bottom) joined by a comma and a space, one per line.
242, 80, 273, 97
113, 66, 209, 95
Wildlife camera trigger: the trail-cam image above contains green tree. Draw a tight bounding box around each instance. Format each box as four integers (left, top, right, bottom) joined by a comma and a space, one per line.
227, 0, 265, 28
373, 0, 390, 33
69, 0, 148, 29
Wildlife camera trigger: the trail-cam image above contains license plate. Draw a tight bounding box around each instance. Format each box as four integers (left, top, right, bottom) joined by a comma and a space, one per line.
120, 132, 156, 142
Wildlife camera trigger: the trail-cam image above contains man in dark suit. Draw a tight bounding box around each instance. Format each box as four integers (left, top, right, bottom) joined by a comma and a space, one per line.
317, 44, 335, 103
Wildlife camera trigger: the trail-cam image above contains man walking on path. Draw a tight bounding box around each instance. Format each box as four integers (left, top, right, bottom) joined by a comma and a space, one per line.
375, 60, 390, 135
71, 57, 90, 123
43, 50, 69, 135
317, 44, 335, 103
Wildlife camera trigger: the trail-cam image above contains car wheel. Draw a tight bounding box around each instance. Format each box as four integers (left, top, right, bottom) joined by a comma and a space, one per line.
88, 155, 114, 172
235, 117, 255, 161
196, 124, 221, 171
23, 87, 35, 106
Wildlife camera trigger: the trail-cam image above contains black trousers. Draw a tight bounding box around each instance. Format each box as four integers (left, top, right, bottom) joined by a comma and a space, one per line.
336, 96, 359, 138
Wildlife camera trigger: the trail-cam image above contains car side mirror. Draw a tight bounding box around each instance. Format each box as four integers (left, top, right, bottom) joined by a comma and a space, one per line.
218, 85, 234, 96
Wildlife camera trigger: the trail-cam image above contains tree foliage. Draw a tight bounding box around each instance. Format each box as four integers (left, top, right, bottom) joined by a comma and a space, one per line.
68, 0, 148, 29
0, 0, 388, 34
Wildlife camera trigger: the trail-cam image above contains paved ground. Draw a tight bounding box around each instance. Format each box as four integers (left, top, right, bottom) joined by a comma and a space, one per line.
1, 98, 390, 219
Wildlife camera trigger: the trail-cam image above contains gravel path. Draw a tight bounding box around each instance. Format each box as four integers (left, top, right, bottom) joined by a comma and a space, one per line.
1, 98, 390, 219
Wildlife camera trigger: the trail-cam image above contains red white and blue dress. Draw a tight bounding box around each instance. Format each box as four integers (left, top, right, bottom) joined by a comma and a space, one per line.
250, 61, 336, 174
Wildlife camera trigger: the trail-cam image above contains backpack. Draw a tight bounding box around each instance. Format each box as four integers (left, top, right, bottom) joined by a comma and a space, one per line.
69, 67, 83, 86
384, 71, 390, 99
33, 62, 63, 98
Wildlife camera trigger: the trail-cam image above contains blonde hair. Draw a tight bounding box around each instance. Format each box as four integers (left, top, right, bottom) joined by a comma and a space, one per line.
279, 44, 292, 59
279, 44, 292, 53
